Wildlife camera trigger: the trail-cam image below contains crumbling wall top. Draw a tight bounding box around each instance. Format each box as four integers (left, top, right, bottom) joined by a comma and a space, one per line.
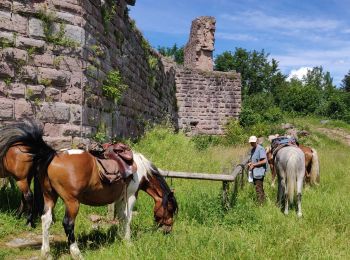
184, 16, 216, 71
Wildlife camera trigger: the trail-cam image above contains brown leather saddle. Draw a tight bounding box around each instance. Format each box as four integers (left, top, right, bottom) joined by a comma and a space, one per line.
85, 142, 137, 184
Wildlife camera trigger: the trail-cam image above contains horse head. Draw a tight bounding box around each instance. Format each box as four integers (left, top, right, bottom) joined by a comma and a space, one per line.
133, 153, 178, 233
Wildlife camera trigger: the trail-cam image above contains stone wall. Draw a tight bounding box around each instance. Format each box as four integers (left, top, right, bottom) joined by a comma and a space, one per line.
163, 58, 241, 135
0, 2, 241, 145
0, 0, 177, 148
184, 16, 215, 71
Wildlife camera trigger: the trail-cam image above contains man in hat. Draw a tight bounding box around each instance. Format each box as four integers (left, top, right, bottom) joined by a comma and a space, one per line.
247, 135, 267, 204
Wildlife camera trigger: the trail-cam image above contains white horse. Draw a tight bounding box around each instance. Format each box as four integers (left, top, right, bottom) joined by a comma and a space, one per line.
275, 146, 305, 217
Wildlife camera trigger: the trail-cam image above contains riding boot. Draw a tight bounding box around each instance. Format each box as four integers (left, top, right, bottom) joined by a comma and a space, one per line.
254, 178, 265, 205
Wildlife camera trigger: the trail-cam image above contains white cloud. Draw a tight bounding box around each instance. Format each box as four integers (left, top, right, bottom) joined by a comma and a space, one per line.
287, 67, 312, 81
221, 11, 341, 31
216, 32, 257, 41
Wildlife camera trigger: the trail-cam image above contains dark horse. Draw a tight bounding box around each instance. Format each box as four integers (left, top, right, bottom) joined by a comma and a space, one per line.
20, 125, 179, 259
0, 121, 46, 226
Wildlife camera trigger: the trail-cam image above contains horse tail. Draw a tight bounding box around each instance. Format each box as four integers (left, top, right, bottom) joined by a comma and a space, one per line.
310, 148, 320, 186
33, 174, 44, 218
286, 157, 296, 205
286, 151, 304, 204
0, 120, 56, 216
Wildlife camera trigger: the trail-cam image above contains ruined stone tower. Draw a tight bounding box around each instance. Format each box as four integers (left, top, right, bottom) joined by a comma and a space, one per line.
184, 16, 216, 71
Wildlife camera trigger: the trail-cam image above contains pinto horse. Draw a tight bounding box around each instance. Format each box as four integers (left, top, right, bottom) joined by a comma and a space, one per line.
267, 144, 320, 187
0, 121, 46, 226
35, 144, 177, 259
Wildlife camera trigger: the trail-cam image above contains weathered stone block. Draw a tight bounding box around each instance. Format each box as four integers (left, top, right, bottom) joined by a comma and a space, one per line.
34, 54, 54, 67
64, 24, 85, 45
0, 11, 27, 34
61, 86, 82, 104
8, 83, 25, 98
82, 106, 100, 127
16, 37, 45, 52
21, 66, 38, 83
0, 62, 14, 78
14, 99, 34, 119
26, 85, 45, 98
29, 18, 44, 38
70, 104, 82, 124
38, 102, 70, 123
44, 87, 61, 101
0, 98, 14, 119
61, 124, 81, 137
38, 68, 70, 87
1, 48, 28, 63
43, 136, 72, 150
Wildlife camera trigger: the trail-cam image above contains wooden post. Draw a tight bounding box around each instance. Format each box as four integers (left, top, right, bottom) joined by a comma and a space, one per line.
222, 181, 230, 210
107, 203, 116, 220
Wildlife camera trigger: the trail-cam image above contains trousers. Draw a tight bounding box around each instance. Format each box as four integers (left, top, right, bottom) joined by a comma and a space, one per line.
253, 177, 265, 204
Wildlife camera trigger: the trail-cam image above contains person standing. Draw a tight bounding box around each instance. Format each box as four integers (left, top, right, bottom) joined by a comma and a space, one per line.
247, 136, 267, 204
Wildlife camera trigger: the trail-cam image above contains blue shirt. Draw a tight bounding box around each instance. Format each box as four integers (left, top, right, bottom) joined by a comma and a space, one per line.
250, 144, 267, 179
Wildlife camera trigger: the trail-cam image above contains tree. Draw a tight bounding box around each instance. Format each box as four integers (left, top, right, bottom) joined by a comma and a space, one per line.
303, 66, 335, 95
214, 48, 286, 96
157, 44, 184, 64
341, 70, 350, 92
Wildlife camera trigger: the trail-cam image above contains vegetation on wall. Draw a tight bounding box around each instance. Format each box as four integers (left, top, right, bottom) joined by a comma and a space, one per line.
101, 0, 117, 34
102, 70, 128, 103
36, 8, 79, 48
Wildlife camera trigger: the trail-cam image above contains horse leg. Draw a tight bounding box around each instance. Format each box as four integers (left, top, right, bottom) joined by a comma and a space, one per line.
124, 195, 136, 240
296, 178, 303, 218
271, 165, 276, 187
41, 191, 58, 259
16, 194, 25, 219
62, 200, 83, 260
16, 179, 34, 227
284, 193, 289, 215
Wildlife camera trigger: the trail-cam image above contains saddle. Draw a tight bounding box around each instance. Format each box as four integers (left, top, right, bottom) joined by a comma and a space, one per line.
271, 136, 298, 157
82, 142, 136, 184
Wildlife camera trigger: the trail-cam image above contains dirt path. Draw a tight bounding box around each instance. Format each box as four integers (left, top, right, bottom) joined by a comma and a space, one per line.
317, 127, 350, 146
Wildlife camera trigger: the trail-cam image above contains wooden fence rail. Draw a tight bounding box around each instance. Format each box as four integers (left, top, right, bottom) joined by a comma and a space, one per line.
159, 155, 251, 209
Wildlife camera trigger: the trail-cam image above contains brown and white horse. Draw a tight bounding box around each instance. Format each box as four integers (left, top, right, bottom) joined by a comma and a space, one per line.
35, 146, 177, 259
0, 121, 46, 226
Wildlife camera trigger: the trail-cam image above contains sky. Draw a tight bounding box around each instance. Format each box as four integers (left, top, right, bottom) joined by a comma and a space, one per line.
129, 0, 350, 86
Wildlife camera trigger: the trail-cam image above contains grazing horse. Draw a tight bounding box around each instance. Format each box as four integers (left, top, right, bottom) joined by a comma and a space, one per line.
0, 121, 46, 226
267, 144, 320, 187
275, 146, 305, 217
35, 145, 177, 259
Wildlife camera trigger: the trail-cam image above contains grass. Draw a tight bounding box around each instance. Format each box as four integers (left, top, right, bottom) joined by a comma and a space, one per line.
0, 120, 349, 259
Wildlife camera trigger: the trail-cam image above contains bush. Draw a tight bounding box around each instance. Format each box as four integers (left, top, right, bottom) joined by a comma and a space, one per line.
278, 85, 322, 114
223, 119, 248, 145
191, 135, 221, 150
239, 107, 262, 127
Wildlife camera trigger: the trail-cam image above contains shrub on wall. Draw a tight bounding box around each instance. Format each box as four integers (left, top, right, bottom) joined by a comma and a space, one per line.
102, 70, 128, 103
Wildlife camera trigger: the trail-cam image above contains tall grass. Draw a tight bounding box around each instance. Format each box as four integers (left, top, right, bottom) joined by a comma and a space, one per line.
0, 122, 349, 259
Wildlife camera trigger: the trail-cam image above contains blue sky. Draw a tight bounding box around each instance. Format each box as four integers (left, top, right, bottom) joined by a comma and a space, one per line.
130, 0, 350, 86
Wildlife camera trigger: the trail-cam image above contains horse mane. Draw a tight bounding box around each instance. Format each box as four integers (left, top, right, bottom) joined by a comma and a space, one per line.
134, 153, 178, 214
0, 120, 56, 171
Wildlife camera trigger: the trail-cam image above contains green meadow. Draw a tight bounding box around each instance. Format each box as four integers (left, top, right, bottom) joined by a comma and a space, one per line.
0, 119, 349, 259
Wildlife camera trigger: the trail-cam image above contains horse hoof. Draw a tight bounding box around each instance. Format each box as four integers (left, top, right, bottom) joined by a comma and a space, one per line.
297, 212, 303, 218
40, 251, 52, 260
70, 243, 84, 260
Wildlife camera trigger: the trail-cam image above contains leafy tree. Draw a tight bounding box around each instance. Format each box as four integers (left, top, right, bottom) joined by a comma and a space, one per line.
157, 44, 184, 64
341, 70, 350, 92
303, 66, 335, 96
214, 48, 286, 96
